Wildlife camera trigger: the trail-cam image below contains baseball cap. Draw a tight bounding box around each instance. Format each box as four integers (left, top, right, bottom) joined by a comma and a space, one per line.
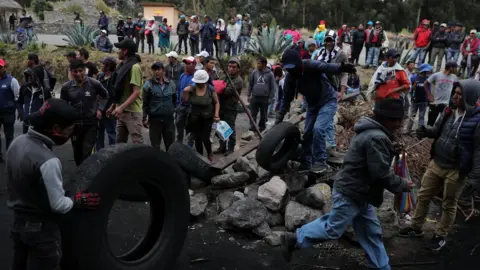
114, 38, 136, 52
367, 21, 373, 25
0, 59, 6, 67
192, 70, 210, 84
183, 56, 196, 64
25, 98, 80, 129
471, 29, 478, 34
63, 51, 76, 58
324, 30, 335, 41
440, 23, 447, 28
127, 16, 132, 19
101, 29, 107, 34
228, 58, 241, 68
375, 21, 381, 24
419, 63, 433, 73
445, 61, 458, 69
196, 51, 209, 58
281, 49, 302, 70
166, 51, 179, 58
433, 21, 439, 25
386, 48, 400, 58
306, 38, 316, 47
151, 62, 164, 69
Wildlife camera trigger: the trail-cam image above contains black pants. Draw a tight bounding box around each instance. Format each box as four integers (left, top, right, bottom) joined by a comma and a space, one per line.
190, 39, 200, 56
0, 113, 15, 159
427, 104, 447, 126
10, 23, 15, 31
147, 34, 155, 54
219, 110, 237, 151
188, 116, 213, 156
352, 44, 363, 64
250, 97, 269, 132
136, 36, 145, 53
71, 124, 97, 166
149, 115, 175, 151
11, 216, 61, 270
178, 34, 188, 54
117, 36, 125, 42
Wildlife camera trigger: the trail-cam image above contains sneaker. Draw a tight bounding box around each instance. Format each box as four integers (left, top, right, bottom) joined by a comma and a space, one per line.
281, 232, 297, 262
310, 162, 328, 174
397, 227, 424, 238
427, 234, 446, 251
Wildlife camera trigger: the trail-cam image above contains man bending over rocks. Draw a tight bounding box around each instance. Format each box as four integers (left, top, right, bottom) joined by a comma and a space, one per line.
281, 98, 413, 270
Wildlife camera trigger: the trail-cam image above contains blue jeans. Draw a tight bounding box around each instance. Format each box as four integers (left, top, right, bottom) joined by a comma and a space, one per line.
297, 190, 391, 270
409, 47, 427, 66
410, 101, 428, 127
239, 36, 250, 54
303, 101, 337, 166
228, 40, 237, 56
366, 47, 380, 68
447, 48, 460, 63
96, 115, 116, 150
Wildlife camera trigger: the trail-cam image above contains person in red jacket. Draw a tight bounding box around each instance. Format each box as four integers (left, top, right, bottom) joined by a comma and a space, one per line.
408, 19, 432, 67
461, 29, 480, 78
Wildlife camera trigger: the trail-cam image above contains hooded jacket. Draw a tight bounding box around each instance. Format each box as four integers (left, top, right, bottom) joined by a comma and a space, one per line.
425, 79, 480, 173
200, 17, 215, 40
461, 36, 480, 56
333, 117, 407, 207
448, 30, 466, 50
227, 21, 241, 43
432, 30, 449, 48
413, 26, 432, 48
352, 29, 366, 46
280, 50, 342, 118
248, 69, 277, 99
216, 19, 227, 40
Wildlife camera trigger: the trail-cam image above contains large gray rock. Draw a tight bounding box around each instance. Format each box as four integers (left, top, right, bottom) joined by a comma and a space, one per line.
264, 231, 285, 246
376, 191, 399, 239
244, 184, 260, 200
232, 157, 258, 180
217, 191, 234, 212
223, 165, 236, 174
216, 198, 268, 230
257, 176, 288, 211
241, 131, 255, 141
252, 222, 271, 238
285, 201, 323, 231
190, 193, 208, 217
211, 172, 249, 188
267, 210, 285, 227
256, 165, 270, 179
284, 174, 308, 194
233, 191, 245, 202
295, 183, 331, 210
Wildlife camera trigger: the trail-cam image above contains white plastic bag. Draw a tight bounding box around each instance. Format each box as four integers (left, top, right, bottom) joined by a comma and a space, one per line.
212, 121, 233, 141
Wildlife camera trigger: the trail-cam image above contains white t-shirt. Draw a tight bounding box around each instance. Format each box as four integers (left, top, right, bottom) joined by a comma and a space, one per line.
427, 72, 458, 105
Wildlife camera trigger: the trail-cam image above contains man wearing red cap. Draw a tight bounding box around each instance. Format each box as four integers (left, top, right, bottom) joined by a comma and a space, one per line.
409, 19, 432, 66
0, 59, 20, 163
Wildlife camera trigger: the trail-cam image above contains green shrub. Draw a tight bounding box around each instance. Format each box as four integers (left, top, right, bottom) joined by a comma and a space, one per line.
246, 21, 291, 59
96, 0, 112, 15
62, 25, 100, 47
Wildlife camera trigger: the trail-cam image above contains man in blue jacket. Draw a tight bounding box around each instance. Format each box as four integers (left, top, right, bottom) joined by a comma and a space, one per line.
276, 49, 355, 173
176, 56, 196, 143
200, 15, 215, 56
0, 59, 20, 163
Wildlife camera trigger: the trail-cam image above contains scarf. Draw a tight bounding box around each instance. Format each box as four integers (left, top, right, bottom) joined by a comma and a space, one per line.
113, 56, 138, 103
367, 61, 404, 97
316, 46, 340, 63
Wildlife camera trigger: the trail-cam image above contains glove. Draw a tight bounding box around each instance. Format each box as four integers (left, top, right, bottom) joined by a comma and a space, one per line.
340, 62, 356, 73
74, 192, 101, 210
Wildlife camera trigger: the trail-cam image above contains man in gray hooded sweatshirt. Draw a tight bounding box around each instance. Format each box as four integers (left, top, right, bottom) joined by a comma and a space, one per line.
399, 79, 480, 251
248, 56, 277, 132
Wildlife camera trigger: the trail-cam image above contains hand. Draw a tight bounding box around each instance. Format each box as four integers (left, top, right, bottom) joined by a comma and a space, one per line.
214, 115, 220, 122
106, 104, 115, 117
96, 110, 102, 120
337, 91, 344, 101
405, 179, 415, 192
247, 96, 252, 103
427, 93, 433, 102
111, 106, 124, 118
74, 192, 100, 210
184, 86, 193, 92
143, 118, 149, 128
340, 62, 356, 73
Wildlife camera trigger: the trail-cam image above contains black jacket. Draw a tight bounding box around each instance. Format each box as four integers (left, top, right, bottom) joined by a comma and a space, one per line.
352, 29, 366, 46
432, 30, 449, 48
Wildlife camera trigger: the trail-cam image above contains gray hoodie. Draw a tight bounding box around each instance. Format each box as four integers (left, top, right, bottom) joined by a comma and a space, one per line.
248, 69, 277, 100
333, 117, 407, 207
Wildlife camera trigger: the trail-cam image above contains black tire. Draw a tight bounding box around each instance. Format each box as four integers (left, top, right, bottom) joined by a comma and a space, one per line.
168, 141, 221, 182
255, 122, 301, 172
62, 144, 190, 270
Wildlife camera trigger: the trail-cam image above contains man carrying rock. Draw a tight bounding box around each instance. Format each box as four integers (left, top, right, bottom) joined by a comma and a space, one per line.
276, 49, 355, 173
281, 98, 413, 270
214, 58, 244, 156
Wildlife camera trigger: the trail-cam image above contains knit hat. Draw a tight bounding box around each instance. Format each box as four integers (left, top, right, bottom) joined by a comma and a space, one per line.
373, 98, 405, 119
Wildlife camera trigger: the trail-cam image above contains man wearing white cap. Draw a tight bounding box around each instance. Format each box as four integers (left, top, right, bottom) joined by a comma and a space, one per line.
196, 51, 210, 70
430, 23, 449, 72
165, 51, 184, 86
95, 29, 113, 53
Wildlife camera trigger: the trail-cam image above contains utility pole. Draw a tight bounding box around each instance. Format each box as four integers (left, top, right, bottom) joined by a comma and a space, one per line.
302, 0, 306, 26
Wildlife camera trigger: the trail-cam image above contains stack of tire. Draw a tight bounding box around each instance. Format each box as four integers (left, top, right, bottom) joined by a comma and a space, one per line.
61, 144, 190, 270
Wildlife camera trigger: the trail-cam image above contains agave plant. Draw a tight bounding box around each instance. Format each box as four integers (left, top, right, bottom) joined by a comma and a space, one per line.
0, 32, 16, 45
158, 42, 179, 55
63, 25, 100, 47
246, 23, 292, 58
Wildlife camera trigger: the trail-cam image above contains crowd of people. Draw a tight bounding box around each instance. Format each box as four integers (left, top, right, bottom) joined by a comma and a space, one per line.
2, 12, 480, 270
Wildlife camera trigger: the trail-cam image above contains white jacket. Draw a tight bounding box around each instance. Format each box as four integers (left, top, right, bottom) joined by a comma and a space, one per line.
227, 23, 241, 43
